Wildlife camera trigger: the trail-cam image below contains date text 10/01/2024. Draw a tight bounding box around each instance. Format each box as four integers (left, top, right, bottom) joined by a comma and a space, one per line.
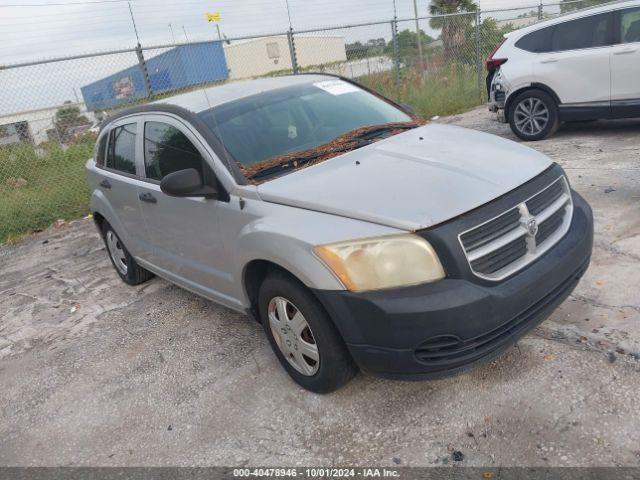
232, 468, 400, 477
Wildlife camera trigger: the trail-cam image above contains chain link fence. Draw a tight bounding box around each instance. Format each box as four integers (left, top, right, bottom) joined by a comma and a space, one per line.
0, 0, 611, 243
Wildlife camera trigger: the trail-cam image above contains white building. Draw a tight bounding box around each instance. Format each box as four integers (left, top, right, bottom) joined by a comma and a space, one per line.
224, 35, 347, 80
0, 102, 96, 146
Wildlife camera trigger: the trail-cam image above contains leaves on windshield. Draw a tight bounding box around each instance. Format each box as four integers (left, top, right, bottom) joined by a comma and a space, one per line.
241, 119, 427, 184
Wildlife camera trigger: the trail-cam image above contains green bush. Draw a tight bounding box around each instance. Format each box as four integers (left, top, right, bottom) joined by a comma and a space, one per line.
0, 137, 93, 243
359, 63, 482, 119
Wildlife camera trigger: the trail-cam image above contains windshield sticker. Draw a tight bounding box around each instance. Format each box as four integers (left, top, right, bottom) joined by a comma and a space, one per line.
313, 80, 360, 95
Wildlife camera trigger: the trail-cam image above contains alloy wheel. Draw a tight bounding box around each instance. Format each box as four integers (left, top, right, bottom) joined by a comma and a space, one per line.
105, 230, 128, 275
268, 296, 320, 376
514, 97, 549, 136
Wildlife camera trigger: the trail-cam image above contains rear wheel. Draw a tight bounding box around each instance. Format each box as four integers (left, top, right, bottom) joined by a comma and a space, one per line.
101, 221, 154, 285
258, 271, 357, 393
508, 89, 559, 141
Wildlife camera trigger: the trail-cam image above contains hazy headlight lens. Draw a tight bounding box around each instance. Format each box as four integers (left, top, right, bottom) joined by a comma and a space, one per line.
314, 234, 445, 292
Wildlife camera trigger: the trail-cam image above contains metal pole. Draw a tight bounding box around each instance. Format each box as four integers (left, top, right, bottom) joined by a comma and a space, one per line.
168, 23, 176, 43
135, 44, 153, 98
475, 9, 483, 102
216, 24, 222, 41
538, 1, 543, 19
391, 19, 400, 91
287, 28, 299, 74
128, 2, 141, 44
182, 26, 190, 43
412, 0, 425, 74
285, 0, 293, 30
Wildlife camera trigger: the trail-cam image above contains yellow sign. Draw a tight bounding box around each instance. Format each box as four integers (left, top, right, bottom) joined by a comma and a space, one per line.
205, 12, 221, 22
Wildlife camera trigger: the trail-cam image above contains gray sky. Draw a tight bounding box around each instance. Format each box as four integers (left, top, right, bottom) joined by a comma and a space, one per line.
0, 0, 550, 115
0, 0, 547, 64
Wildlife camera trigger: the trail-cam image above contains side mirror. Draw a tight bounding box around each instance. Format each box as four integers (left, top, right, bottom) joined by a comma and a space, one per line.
399, 102, 415, 115
160, 168, 217, 198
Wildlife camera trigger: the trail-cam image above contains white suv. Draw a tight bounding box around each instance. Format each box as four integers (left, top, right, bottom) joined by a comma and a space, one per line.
488, 0, 640, 140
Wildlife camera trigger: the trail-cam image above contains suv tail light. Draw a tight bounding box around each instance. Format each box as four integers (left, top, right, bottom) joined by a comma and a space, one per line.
486, 38, 507, 71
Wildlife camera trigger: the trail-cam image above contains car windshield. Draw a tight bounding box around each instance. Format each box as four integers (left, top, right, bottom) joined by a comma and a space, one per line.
197, 79, 417, 183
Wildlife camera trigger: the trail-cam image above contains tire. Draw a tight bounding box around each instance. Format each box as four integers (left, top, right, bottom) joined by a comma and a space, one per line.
100, 221, 154, 286
258, 271, 357, 393
508, 89, 559, 141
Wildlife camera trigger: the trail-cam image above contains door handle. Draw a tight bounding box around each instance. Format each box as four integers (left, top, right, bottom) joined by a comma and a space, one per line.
540, 58, 558, 64
614, 48, 637, 55
99, 179, 111, 189
139, 192, 157, 204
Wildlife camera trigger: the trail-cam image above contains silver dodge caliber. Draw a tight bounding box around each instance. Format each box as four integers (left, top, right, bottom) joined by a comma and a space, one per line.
87, 74, 593, 393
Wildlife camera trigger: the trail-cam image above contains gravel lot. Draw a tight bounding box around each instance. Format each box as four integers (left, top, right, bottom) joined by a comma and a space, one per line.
1, 108, 639, 467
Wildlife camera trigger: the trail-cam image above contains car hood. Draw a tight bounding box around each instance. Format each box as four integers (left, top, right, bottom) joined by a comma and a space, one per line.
256, 124, 553, 231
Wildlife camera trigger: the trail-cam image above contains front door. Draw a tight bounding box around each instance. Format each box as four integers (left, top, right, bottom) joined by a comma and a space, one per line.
135, 115, 237, 308
611, 7, 640, 116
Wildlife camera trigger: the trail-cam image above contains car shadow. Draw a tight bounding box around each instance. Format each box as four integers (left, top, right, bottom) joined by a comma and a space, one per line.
554, 117, 640, 138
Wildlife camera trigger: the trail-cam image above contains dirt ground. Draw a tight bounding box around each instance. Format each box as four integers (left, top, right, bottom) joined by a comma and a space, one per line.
1, 108, 639, 467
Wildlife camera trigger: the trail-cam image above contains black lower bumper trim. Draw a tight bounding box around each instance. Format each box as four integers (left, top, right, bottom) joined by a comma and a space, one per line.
313, 190, 593, 380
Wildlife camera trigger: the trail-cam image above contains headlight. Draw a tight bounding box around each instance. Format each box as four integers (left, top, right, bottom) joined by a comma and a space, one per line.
314, 234, 445, 292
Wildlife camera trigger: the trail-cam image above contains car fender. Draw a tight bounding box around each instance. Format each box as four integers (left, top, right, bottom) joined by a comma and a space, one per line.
89, 189, 132, 248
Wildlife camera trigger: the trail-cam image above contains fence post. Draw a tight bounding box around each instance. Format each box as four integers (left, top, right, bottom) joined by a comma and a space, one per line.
287, 28, 299, 74
391, 19, 401, 92
538, 1, 543, 20
475, 9, 483, 102
135, 43, 153, 98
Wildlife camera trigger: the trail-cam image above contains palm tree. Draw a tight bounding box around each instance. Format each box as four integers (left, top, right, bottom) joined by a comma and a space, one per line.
429, 0, 477, 60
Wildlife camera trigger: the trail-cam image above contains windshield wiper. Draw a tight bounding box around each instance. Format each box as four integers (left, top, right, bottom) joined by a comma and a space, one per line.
243, 120, 424, 183
249, 139, 370, 181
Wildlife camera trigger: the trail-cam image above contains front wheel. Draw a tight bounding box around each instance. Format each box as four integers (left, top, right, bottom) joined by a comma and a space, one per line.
101, 221, 154, 285
258, 271, 357, 393
508, 89, 559, 141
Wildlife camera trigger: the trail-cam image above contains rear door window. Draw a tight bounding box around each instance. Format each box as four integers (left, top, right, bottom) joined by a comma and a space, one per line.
143, 121, 205, 181
106, 123, 137, 175
620, 7, 640, 43
550, 12, 613, 52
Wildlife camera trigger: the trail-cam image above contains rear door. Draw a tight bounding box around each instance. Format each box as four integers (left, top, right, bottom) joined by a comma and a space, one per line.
534, 12, 614, 106
135, 114, 236, 307
98, 117, 148, 257
611, 6, 640, 116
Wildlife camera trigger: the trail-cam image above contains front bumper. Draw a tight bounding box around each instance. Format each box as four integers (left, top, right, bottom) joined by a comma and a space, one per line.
313, 186, 593, 380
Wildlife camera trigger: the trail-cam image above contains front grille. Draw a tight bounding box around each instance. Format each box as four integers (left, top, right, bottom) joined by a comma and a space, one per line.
460, 208, 520, 251
459, 176, 573, 281
526, 179, 563, 215
414, 256, 589, 365
470, 236, 528, 275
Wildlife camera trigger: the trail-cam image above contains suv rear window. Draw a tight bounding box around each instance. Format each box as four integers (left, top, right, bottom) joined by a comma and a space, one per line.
550, 12, 613, 51
106, 123, 137, 175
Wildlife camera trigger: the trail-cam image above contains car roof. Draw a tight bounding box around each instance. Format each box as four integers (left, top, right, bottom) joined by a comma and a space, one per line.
505, 0, 640, 37
150, 73, 332, 113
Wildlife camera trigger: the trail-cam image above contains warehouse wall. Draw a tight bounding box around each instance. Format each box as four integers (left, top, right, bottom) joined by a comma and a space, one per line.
296, 36, 347, 67
224, 36, 346, 80
224, 36, 293, 80
81, 42, 228, 112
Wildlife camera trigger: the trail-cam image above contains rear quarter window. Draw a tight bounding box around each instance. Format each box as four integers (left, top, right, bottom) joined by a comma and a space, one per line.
95, 133, 108, 166
515, 27, 553, 53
